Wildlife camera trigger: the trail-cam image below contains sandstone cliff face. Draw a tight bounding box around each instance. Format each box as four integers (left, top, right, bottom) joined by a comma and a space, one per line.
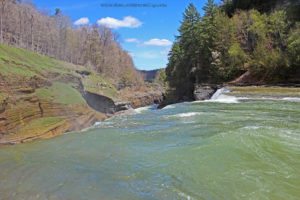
0, 45, 109, 144
0, 72, 107, 144
0, 44, 164, 144
121, 90, 164, 108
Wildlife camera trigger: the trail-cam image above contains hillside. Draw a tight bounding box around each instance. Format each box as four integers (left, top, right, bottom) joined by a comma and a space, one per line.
164, 1, 300, 101
0, 44, 163, 144
0, 0, 144, 87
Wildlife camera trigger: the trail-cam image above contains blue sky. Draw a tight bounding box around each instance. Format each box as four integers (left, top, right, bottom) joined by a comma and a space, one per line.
31, 0, 221, 70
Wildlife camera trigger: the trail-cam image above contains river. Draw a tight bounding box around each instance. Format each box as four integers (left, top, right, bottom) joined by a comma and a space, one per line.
1, 87, 300, 199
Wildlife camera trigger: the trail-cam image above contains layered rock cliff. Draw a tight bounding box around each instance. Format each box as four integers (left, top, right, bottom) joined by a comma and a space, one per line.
0, 44, 163, 144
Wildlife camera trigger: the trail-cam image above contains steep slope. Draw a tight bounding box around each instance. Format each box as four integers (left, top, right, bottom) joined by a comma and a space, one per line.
0, 44, 108, 144
0, 44, 163, 144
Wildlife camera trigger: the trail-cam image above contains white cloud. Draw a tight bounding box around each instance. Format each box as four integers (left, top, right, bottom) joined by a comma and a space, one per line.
160, 47, 171, 55
125, 38, 140, 43
144, 39, 172, 47
74, 17, 89, 26
97, 16, 142, 29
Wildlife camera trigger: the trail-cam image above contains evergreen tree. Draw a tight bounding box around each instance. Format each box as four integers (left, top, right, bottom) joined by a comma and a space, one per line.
166, 42, 183, 90
164, 0, 300, 102
166, 3, 201, 98
197, 0, 218, 82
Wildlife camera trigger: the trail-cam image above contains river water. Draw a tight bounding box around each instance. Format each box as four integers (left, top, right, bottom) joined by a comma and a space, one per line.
1, 88, 300, 200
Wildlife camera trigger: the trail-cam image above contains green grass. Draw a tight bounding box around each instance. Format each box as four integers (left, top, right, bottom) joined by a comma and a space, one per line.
1, 117, 64, 139
29, 117, 62, 127
0, 44, 73, 77
0, 61, 38, 77
0, 92, 8, 102
17, 117, 64, 137
36, 82, 85, 104
83, 73, 118, 99
0, 44, 120, 102
0, 44, 122, 141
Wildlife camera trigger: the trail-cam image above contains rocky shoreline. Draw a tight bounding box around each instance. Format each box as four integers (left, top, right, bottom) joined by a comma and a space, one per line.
157, 84, 220, 109
0, 45, 164, 145
157, 83, 300, 109
0, 91, 163, 145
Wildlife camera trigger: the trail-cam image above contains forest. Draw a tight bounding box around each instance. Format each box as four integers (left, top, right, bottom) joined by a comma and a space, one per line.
166, 0, 300, 99
0, 0, 144, 87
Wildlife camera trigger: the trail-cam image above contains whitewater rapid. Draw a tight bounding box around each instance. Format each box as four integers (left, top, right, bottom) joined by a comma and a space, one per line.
1, 86, 300, 199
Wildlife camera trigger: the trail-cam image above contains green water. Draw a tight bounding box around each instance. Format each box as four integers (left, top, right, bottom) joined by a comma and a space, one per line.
1, 90, 300, 200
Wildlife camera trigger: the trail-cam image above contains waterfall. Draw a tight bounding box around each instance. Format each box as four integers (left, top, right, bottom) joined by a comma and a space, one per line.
210, 88, 231, 100
207, 87, 239, 103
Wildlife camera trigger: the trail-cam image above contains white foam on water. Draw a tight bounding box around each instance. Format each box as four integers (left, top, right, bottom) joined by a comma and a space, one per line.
282, 97, 300, 102
208, 87, 241, 103
163, 105, 175, 109
135, 105, 152, 113
94, 121, 103, 126
174, 112, 202, 118
207, 94, 239, 103
247, 97, 300, 102
178, 192, 192, 200
243, 126, 261, 130
80, 121, 114, 132
194, 87, 240, 103
94, 121, 115, 127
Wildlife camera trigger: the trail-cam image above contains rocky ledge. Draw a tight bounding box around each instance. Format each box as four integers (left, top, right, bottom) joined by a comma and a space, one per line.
121, 90, 164, 108
0, 86, 164, 145
158, 84, 219, 109
0, 44, 165, 145
193, 84, 218, 100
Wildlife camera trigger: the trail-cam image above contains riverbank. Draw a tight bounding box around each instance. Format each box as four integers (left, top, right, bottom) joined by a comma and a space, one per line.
158, 84, 300, 109
0, 44, 163, 145
1, 87, 299, 199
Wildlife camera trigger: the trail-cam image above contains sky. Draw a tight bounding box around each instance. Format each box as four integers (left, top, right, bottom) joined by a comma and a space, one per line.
31, 0, 222, 70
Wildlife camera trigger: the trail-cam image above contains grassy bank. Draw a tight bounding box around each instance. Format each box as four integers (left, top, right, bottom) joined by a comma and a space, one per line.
0, 44, 116, 143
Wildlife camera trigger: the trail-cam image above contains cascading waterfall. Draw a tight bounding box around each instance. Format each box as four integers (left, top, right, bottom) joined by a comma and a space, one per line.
207, 87, 239, 103
210, 87, 231, 100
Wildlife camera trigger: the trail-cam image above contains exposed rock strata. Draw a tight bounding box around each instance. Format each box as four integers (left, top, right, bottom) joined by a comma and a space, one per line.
194, 84, 218, 100
0, 44, 164, 145
122, 91, 164, 108
0, 75, 164, 144
158, 84, 219, 109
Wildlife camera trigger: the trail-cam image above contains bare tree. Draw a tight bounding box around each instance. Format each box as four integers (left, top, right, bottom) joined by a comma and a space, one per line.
0, 0, 144, 87
0, 0, 7, 44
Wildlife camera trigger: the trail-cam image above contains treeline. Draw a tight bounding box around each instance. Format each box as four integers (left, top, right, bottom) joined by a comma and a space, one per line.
222, 0, 300, 20
0, 0, 143, 86
166, 0, 300, 99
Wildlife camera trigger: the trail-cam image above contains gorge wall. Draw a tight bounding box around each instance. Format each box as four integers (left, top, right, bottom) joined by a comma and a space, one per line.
0, 44, 163, 145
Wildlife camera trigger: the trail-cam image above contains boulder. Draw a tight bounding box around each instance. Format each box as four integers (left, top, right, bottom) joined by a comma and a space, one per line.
115, 101, 132, 112
194, 84, 218, 100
